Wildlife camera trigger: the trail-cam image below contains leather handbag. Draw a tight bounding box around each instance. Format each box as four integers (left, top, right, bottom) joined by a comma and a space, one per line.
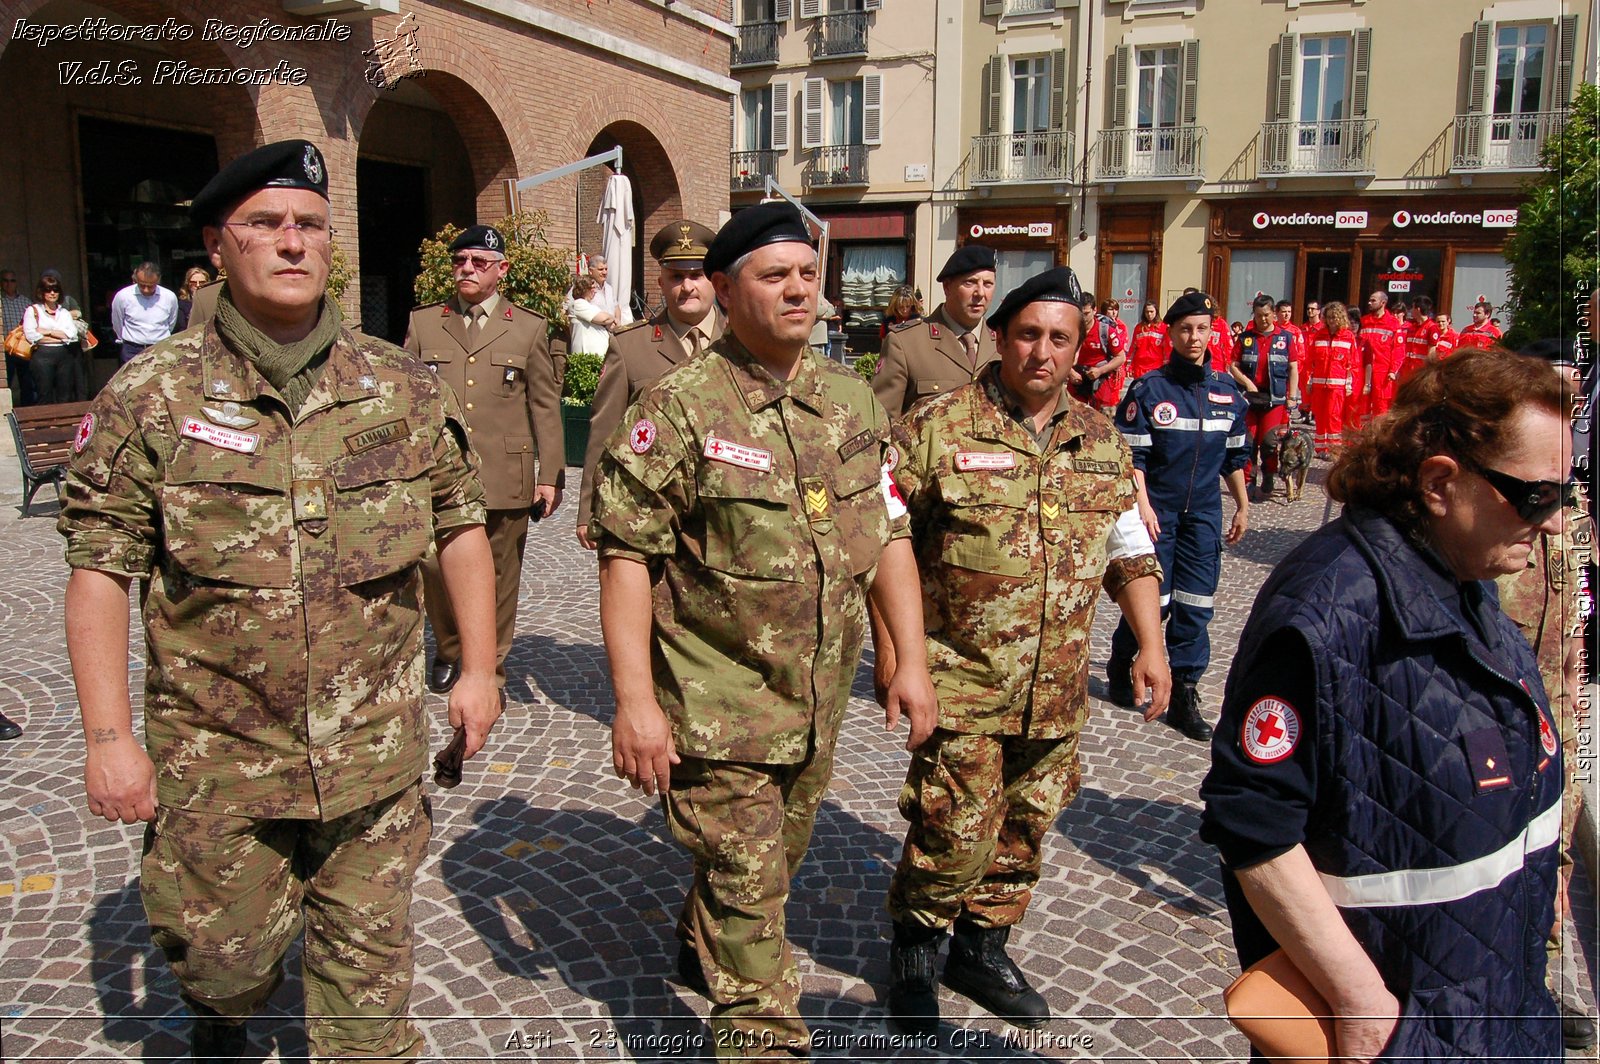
79, 326, 98, 352
1222, 948, 1335, 1063
4, 323, 31, 360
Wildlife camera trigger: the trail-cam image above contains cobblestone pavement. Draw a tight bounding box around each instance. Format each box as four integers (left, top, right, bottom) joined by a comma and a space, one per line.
1, 457, 1594, 1062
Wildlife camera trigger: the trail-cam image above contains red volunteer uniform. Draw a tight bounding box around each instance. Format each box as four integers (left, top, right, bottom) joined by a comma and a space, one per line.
1306, 324, 1355, 456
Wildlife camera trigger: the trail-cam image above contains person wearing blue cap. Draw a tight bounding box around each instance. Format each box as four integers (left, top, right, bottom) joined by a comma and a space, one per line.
873, 244, 999, 415
58, 139, 500, 1061
591, 201, 937, 1056
874, 266, 1169, 1035
1106, 290, 1251, 742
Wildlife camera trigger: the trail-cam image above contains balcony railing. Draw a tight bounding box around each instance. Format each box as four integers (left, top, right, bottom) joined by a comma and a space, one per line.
1003, 0, 1054, 13
1452, 110, 1566, 171
1096, 125, 1206, 180
730, 149, 778, 192
811, 12, 868, 59
1260, 118, 1377, 175
732, 20, 779, 68
969, 130, 1076, 184
804, 144, 869, 188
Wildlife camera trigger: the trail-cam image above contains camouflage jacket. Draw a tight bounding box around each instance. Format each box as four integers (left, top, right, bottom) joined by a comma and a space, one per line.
1495, 511, 1594, 699
58, 324, 486, 820
894, 366, 1160, 737
592, 335, 906, 764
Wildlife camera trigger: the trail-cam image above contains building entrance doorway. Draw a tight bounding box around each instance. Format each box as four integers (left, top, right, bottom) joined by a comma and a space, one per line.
1304, 252, 1350, 309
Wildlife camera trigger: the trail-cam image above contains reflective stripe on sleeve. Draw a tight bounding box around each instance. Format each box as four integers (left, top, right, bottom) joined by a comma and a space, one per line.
1171, 589, 1215, 608
1122, 433, 1153, 447
1226, 434, 1248, 448
1319, 799, 1562, 909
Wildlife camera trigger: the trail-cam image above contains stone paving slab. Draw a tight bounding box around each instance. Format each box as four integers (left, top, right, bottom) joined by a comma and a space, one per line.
0, 457, 1593, 1062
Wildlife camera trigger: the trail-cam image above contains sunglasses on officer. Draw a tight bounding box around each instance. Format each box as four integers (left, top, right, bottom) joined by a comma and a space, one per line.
451, 253, 504, 272
1464, 459, 1577, 525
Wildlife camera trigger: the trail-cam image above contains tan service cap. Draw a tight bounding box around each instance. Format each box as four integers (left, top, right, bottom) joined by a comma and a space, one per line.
650, 220, 719, 269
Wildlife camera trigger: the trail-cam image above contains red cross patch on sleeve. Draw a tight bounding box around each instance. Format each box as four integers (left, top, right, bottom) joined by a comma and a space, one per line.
1241, 697, 1300, 764
629, 418, 657, 454
73, 411, 95, 454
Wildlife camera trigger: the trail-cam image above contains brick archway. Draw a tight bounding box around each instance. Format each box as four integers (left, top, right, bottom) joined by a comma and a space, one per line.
577, 122, 684, 316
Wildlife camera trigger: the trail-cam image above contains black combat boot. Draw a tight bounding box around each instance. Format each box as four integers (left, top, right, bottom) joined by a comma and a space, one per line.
1105, 658, 1135, 708
1164, 680, 1214, 742
676, 941, 710, 997
190, 1004, 248, 1062
886, 921, 945, 1034
942, 920, 1049, 1029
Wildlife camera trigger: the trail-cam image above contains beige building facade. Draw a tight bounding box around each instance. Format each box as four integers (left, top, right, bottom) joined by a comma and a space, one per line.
734, 0, 1591, 339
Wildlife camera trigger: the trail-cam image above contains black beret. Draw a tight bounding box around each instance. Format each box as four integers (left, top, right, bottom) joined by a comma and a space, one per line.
192, 139, 328, 227
704, 203, 812, 276
936, 244, 996, 281
649, 220, 718, 269
986, 267, 1083, 333
1164, 291, 1218, 326
449, 225, 507, 255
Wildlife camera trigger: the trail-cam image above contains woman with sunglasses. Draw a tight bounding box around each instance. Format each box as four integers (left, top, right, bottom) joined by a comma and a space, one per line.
22, 277, 78, 403
1200, 345, 1571, 1062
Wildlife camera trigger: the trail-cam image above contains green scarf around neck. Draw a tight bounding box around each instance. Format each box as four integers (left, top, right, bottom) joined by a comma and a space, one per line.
214, 286, 342, 416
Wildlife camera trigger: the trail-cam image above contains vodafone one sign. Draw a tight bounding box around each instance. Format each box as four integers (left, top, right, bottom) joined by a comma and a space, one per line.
1392, 208, 1518, 229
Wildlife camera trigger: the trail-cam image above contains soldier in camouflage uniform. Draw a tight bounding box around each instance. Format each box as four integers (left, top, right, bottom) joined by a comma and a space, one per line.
1494, 348, 1596, 1051
872, 268, 1170, 1034
58, 141, 501, 1062
591, 203, 938, 1058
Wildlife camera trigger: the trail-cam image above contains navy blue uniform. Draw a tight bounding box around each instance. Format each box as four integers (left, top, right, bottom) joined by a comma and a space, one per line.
1110, 355, 1249, 681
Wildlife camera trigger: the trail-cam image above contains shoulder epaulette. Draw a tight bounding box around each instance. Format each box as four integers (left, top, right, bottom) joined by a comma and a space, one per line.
614, 319, 650, 335
504, 301, 547, 322
890, 318, 922, 333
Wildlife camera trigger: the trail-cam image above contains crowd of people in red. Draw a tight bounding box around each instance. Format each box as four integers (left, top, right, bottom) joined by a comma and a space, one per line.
1070, 288, 1507, 464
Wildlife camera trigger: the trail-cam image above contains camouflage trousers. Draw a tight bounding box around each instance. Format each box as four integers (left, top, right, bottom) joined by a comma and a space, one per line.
141, 781, 431, 1061
888, 729, 1081, 929
664, 742, 839, 1060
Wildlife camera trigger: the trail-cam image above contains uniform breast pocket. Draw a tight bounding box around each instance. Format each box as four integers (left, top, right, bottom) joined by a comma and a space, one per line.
914, 378, 957, 397
697, 461, 801, 581
938, 469, 1032, 578
490, 353, 523, 397
161, 450, 294, 587
1063, 471, 1126, 576
330, 438, 434, 586
831, 449, 889, 576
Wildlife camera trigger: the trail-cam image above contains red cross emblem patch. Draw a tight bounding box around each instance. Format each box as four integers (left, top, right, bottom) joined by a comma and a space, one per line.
1538, 709, 1558, 757
629, 418, 657, 454
1241, 697, 1300, 764
73, 411, 95, 454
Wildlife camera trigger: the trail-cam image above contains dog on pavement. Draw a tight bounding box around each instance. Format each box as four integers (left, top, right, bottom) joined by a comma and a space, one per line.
1268, 425, 1314, 503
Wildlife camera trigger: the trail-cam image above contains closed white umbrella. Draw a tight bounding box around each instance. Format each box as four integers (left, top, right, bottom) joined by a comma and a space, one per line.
597, 170, 635, 325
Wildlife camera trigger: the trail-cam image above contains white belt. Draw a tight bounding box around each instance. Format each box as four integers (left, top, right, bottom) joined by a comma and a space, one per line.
1320, 800, 1561, 908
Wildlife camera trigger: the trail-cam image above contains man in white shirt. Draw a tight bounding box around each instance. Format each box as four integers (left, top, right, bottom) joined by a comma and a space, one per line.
110, 262, 178, 364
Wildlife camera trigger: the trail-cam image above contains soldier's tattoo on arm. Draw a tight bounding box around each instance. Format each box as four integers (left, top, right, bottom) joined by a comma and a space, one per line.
91, 727, 119, 745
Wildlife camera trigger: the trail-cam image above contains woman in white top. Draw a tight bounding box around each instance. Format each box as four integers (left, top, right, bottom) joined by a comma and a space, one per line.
568, 275, 614, 356
22, 277, 77, 403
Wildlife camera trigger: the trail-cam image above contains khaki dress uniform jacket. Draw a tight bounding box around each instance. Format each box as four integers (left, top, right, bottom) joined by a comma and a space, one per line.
185, 279, 222, 332
873, 303, 999, 417
577, 309, 723, 533
405, 295, 565, 678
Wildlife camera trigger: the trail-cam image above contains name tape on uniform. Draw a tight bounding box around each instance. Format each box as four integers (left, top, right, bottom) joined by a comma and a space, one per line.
955, 451, 1016, 472
703, 434, 773, 472
180, 415, 260, 454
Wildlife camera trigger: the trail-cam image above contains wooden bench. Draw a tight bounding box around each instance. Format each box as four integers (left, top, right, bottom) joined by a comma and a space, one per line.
8, 401, 91, 516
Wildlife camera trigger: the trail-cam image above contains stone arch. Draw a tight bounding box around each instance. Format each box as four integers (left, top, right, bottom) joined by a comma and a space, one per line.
572, 120, 685, 318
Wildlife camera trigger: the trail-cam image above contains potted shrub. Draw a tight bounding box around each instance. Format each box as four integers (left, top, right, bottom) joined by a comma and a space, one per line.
561, 351, 603, 466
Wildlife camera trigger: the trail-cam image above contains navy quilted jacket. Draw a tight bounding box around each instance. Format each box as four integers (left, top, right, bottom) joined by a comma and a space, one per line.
1227, 507, 1563, 1061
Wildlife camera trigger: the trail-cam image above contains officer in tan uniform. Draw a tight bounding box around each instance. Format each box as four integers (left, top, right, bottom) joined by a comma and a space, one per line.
405, 225, 565, 691
575, 219, 722, 547
873, 244, 999, 416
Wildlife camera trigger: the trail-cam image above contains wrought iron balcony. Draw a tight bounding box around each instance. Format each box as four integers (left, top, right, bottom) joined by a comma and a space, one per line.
969, 130, 1076, 184
732, 20, 779, 68
1259, 118, 1377, 175
803, 144, 869, 188
730, 149, 778, 192
1096, 125, 1206, 180
1452, 110, 1566, 171
1003, 0, 1054, 14
811, 12, 868, 59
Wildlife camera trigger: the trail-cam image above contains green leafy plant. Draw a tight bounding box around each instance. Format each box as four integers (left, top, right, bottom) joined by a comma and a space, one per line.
563, 351, 604, 405
853, 351, 879, 382
414, 210, 574, 340
326, 240, 352, 303
1503, 81, 1599, 349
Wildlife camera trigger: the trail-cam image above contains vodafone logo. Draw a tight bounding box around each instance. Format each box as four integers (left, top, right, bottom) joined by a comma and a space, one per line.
1393, 210, 1412, 228
1252, 211, 1270, 230
1391, 254, 1410, 271
970, 223, 983, 238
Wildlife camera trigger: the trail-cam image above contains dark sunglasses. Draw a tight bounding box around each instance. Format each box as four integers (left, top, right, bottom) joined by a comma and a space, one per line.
1465, 460, 1577, 524
40, 285, 60, 292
